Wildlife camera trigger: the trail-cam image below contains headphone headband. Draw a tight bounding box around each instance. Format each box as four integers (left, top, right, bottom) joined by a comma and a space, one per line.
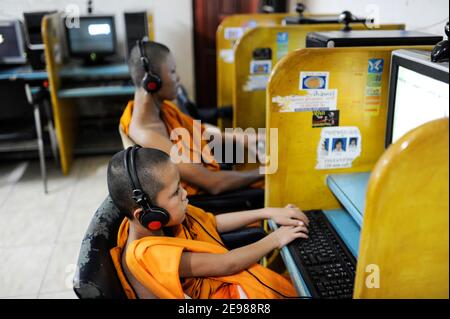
136, 40, 162, 94
123, 146, 170, 231
137, 40, 150, 73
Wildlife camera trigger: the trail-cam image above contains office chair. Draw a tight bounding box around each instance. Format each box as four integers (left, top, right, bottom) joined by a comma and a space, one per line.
73, 196, 266, 299
176, 85, 233, 126
0, 80, 49, 193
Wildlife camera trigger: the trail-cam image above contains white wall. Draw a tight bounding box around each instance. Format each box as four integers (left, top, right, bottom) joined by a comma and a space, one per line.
289, 0, 449, 36
0, 0, 195, 99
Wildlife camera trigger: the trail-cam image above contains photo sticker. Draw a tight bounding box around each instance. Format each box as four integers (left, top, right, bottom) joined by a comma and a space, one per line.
348, 137, 359, 152
300, 72, 329, 90
332, 138, 347, 153
250, 60, 272, 75
313, 111, 340, 128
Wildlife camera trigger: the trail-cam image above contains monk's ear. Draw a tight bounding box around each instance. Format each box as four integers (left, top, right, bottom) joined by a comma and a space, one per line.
132, 208, 143, 221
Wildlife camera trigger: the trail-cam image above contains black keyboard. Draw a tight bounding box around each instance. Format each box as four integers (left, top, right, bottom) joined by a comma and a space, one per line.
287, 210, 357, 299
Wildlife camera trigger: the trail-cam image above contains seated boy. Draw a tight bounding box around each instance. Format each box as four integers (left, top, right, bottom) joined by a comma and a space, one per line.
108, 146, 310, 299
121, 41, 264, 197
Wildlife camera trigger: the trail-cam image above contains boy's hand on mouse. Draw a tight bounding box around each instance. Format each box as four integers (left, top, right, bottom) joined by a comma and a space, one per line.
265, 204, 309, 227
270, 225, 309, 249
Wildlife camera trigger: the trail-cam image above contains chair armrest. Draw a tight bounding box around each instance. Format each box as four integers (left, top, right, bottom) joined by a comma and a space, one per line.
220, 227, 266, 250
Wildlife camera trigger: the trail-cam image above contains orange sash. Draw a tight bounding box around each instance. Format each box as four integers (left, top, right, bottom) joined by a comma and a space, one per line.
120, 101, 220, 195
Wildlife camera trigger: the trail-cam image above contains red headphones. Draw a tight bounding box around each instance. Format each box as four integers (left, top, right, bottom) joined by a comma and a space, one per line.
137, 40, 163, 94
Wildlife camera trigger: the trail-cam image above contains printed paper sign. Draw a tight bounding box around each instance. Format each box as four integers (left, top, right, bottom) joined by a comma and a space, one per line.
300, 72, 329, 90
244, 75, 270, 92
220, 49, 234, 64
316, 127, 362, 170
312, 110, 340, 128
224, 27, 244, 41
272, 90, 338, 112
250, 60, 272, 75
364, 58, 384, 117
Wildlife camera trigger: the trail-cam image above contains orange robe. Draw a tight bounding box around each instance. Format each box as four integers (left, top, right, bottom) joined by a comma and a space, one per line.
110, 205, 297, 299
120, 101, 220, 196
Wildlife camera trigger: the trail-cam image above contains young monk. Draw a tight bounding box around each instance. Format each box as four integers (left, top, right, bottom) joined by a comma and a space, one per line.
108, 147, 310, 299
120, 41, 264, 197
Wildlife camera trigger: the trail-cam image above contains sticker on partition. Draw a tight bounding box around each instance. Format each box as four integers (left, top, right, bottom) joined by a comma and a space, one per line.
364, 58, 384, 117
244, 75, 270, 92
244, 20, 258, 29
272, 89, 338, 112
300, 72, 329, 90
316, 127, 362, 170
312, 110, 340, 128
250, 60, 272, 75
276, 32, 289, 61
224, 27, 244, 41
220, 49, 234, 64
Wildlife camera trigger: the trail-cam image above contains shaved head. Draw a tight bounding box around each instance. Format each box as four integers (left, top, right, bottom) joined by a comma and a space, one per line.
107, 148, 171, 219
129, 41, 171, 88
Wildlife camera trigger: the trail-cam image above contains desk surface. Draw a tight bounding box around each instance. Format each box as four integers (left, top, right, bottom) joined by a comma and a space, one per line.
58, 85, 135, 98
59, 62, 129, 79
327, 173, 371, 227
269, 209, 361, 297
57, 62, 133, 98
0, 65, 48, 81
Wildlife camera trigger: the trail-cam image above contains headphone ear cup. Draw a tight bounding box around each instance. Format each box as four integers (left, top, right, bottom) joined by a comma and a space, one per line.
142, 72, 162, 94
139, 207, 170, 231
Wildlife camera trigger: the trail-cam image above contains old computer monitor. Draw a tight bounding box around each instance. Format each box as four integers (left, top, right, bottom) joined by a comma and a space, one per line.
124, 12, 148, 57
66, 15, 117, 65
0, 20, 27, 65
386, 49, 449, 147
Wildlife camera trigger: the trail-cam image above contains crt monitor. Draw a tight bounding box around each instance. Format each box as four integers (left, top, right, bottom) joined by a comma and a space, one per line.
0, 20, 27, 65
386, 49, 449, 147
24, 11, 56, 47
66, 15, 116, 64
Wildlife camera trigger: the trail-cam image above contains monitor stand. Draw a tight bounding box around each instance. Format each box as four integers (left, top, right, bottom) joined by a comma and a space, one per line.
81, 54, 108, 67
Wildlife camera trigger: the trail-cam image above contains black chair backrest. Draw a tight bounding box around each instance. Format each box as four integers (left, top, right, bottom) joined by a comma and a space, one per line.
73, 196, 128, 299
0, 80, 33, 122
176, 85, 201, 120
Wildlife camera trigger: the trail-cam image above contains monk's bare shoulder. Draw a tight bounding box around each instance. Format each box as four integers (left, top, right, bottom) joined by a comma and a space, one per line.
130, 124, 174, 154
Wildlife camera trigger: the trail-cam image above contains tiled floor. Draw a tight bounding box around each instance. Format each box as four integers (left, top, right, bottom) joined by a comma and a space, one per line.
0, 156, 111, 299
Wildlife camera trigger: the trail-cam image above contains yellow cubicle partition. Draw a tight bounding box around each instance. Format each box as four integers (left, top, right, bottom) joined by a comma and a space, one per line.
216, 13, 296, 129
43, 13, 77, 175
233, 24, 405, 130
354, 119, 449, 299
147, 12, 155, 41
265, 46, 432, 210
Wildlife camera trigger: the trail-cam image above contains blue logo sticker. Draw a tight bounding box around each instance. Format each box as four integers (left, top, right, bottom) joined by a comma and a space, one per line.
368, 59, 384, 74
277, 32, 289, 44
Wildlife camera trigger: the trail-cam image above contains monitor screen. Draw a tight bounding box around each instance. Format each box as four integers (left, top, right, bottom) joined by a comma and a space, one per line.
67, 16, 116, 56
0, 21, 26, 64
392, 66, 449, 144
386, 50, 449, 147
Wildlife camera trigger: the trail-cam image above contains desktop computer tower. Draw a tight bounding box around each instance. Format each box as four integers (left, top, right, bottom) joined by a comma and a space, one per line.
23, 11, 56, 70
306, 30, 443, 48
124, 12, 149, 57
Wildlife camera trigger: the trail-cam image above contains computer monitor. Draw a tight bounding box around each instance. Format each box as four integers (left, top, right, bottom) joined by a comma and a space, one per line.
24, 11, 56, 47
66, 15, 117, 64
386, 49, 449, 147
306, 31, 443, 48
0, 20, 27, 65
124, 12, 148, 57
